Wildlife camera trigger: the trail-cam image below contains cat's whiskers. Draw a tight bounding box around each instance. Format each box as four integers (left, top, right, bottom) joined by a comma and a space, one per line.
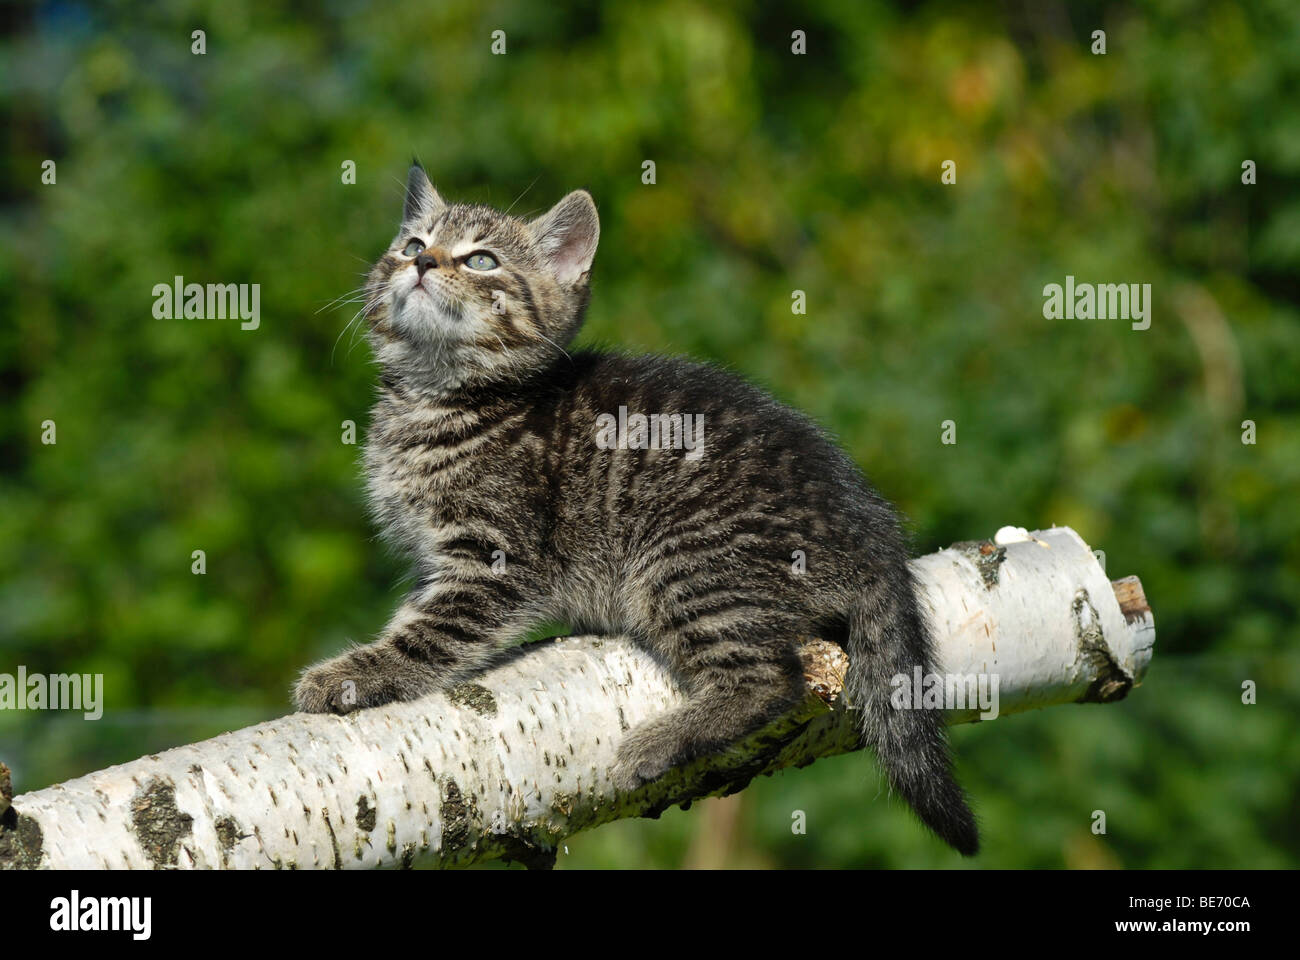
532, 330, 572, 363
504, 175, 542, 216
332, 291, 387, 365
316, 287, 368, 315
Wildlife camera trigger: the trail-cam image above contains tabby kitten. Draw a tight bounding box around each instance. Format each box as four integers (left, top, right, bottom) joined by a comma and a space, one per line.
294, 164, 979, 855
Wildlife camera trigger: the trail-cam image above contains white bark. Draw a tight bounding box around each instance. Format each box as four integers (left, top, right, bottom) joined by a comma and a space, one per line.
0, 526, 1153, 870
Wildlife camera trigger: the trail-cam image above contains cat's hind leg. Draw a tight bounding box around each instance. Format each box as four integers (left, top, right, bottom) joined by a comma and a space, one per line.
610, 605, 808, 790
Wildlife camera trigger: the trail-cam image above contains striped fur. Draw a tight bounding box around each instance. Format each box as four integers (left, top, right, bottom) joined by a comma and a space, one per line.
294, 165, 978, 854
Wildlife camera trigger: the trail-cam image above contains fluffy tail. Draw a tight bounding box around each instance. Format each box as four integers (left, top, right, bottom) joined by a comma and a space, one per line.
846, 565, 980, 856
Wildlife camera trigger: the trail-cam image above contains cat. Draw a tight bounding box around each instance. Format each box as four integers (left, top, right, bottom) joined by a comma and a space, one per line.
294, 163, 979, 855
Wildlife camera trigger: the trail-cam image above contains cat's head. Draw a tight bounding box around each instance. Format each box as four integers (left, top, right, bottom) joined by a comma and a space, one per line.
363, 163, 599, 393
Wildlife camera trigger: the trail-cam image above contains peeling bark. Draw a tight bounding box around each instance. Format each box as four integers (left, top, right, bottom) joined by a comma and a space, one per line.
0, 526, 1153, 869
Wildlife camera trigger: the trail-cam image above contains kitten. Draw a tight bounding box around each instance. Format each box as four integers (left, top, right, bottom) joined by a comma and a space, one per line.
294, 164, 979, 855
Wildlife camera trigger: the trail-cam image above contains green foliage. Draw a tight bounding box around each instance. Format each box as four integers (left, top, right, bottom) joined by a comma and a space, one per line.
1, 0, 1297, 868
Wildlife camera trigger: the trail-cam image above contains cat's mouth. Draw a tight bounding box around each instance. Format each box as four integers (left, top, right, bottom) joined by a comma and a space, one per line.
412, 273, 458, 305
393, 276, 466, 337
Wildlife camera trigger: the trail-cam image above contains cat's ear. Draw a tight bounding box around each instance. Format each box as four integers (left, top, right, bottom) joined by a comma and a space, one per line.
529, 190, 600, 284
402, 162, 446, 226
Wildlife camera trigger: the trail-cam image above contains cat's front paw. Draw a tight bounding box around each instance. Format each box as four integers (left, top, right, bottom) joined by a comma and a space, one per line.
293, 648, 437, 715
610, 723, 687, 791
293, 660, 361, 714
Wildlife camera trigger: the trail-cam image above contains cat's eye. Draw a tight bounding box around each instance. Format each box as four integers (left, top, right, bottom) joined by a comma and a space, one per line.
402, 239, 424, 258
464, 252, 498, 271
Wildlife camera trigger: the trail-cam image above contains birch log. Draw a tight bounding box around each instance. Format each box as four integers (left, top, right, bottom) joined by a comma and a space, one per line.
0, 526, 1153, 870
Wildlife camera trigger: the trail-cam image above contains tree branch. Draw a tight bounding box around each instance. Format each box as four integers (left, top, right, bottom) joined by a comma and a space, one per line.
0, 526, 1153, 870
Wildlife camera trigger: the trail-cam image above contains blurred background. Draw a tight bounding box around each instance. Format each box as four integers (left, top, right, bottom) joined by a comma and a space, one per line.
2, 0, 1298, 868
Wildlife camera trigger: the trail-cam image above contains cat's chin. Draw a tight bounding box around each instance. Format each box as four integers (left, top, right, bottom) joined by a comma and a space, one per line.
392, 293, 469, 344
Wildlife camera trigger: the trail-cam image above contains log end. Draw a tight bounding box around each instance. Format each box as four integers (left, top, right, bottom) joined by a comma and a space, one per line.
1111, 575, 1150, 624
1111, 574, 1155, 684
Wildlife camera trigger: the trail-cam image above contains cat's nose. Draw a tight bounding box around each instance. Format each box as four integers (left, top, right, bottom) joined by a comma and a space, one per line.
415, 250, 445, 277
